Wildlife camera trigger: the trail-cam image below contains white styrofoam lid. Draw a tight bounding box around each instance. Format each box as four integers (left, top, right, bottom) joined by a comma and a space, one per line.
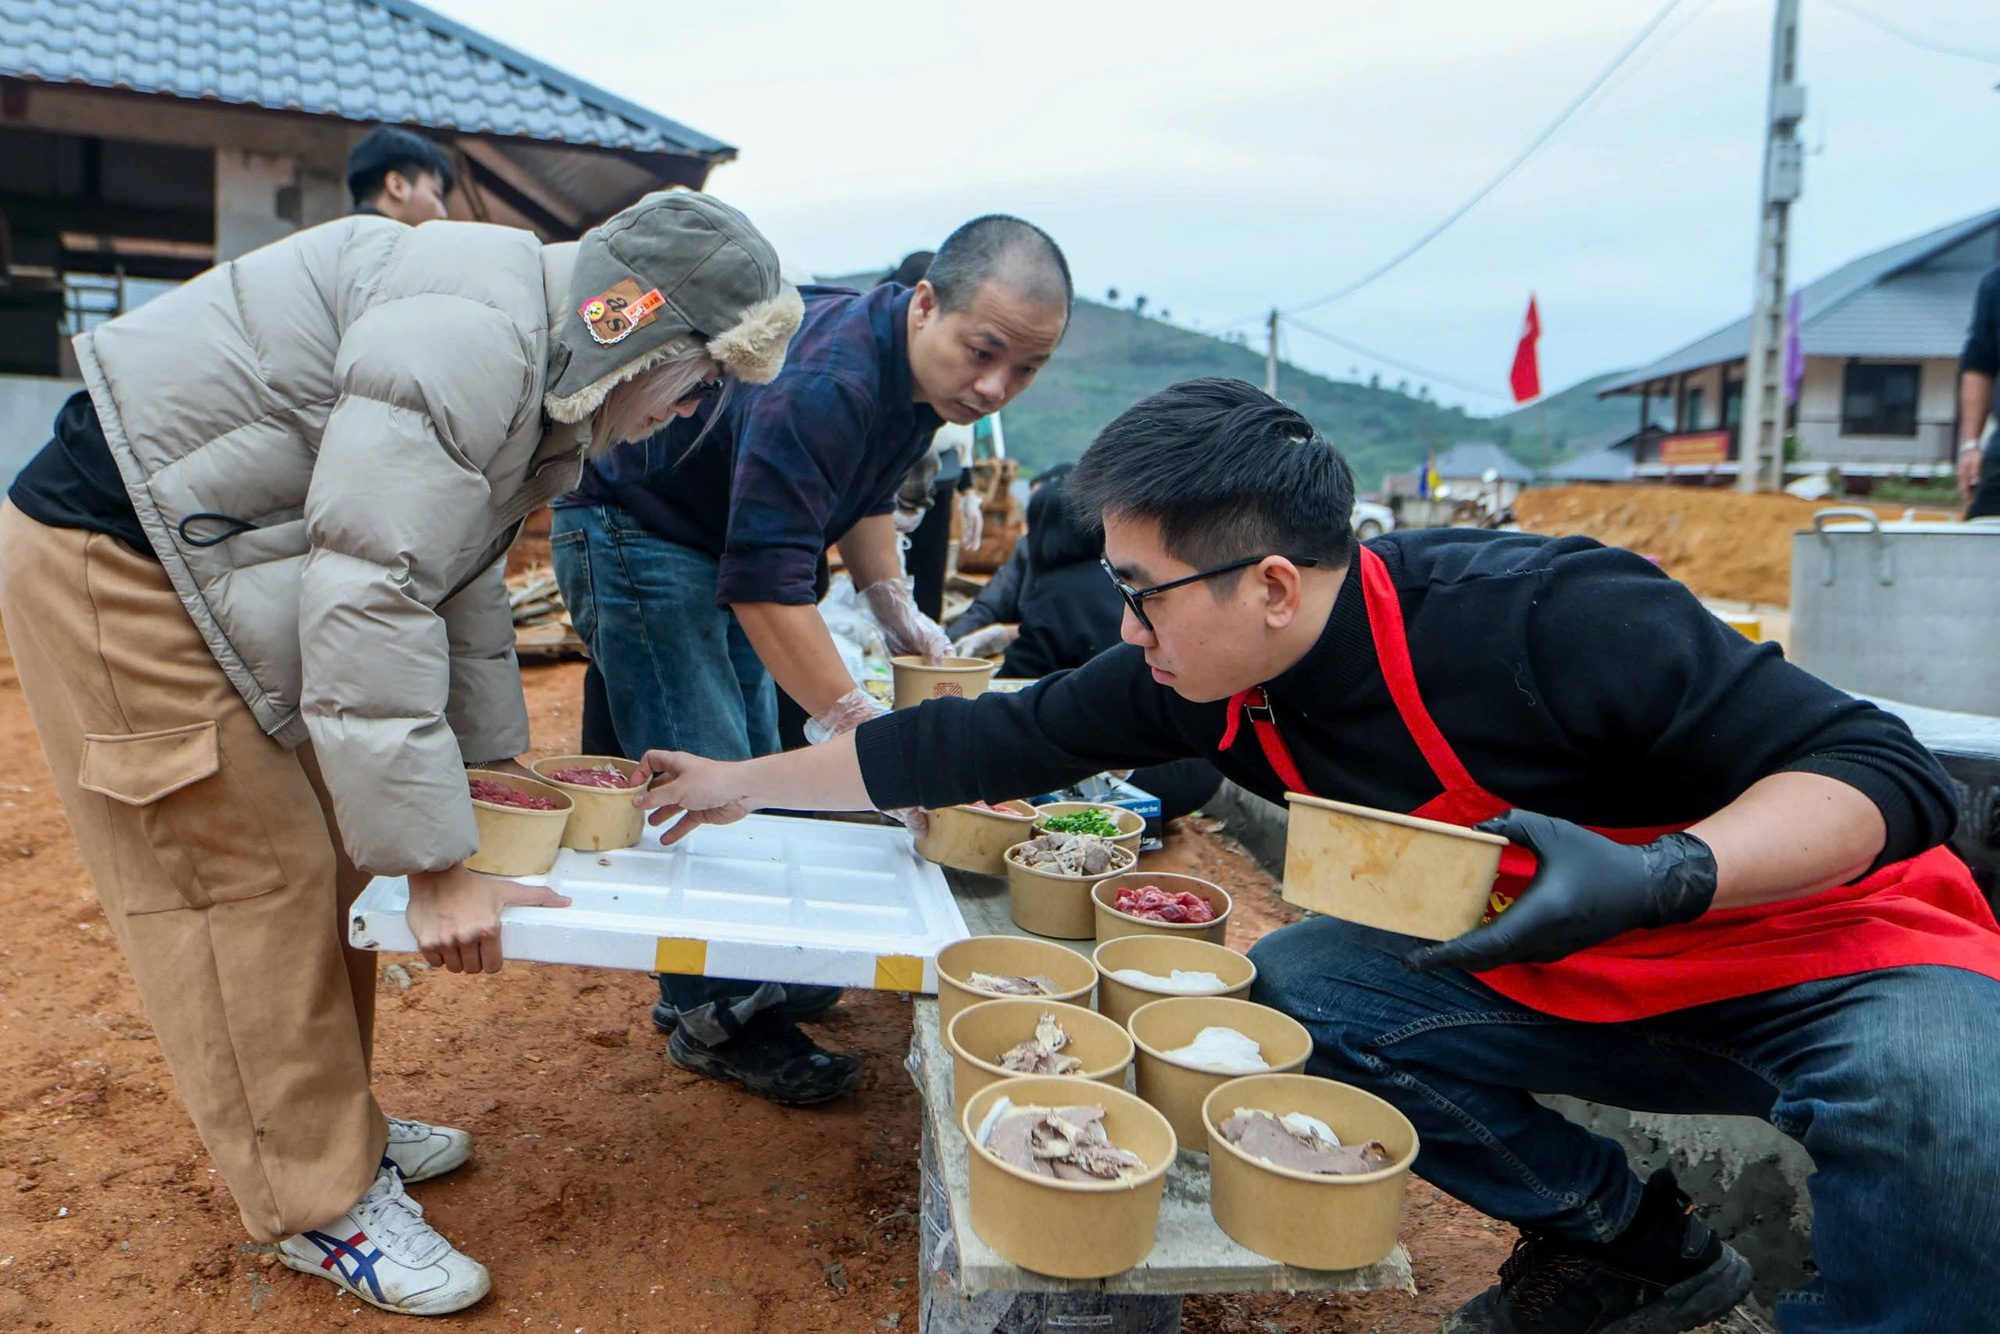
348, 813, 969, 994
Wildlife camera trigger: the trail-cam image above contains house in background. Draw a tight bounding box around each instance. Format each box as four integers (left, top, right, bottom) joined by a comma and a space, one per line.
0, 0, 735, 479
1383, 440, 1532, 521
1597, 206, 1998, 483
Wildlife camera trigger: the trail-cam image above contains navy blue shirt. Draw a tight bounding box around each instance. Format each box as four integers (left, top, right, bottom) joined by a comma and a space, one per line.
564, 284, 943, 608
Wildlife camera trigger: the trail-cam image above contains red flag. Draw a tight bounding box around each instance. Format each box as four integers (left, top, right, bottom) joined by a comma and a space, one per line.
1509, 296, 1542, 404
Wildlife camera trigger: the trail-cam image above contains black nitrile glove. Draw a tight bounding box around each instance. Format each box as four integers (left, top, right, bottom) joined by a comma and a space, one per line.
1403, 810, 1718, 973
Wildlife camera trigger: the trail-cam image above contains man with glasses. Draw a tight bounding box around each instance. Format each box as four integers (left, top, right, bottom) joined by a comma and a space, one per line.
550, 214, 1071, 1105
623, 376, 2000, 1334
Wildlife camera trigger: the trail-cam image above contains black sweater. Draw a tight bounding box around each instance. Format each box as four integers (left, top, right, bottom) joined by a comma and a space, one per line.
858, 530, 1955, 864
1000, 559, 1125, 681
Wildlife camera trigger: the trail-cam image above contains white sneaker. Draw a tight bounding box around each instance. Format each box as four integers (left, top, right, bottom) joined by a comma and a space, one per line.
277, 1165, 491, 1315
383, 1115, 472, 1183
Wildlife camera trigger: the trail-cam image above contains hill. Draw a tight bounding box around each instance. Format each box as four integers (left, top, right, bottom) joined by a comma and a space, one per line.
998, 298, 1489, 493
1485, 371, 1639, 467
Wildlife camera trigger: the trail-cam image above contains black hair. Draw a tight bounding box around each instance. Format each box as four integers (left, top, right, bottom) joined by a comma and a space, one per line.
1068, 378, 1356, 573
926, 215, 1072, 318
882, 250, 935, 288
1029, 461, 1075, 491
1024, 474, 1101, 574
346, 127, 457, 208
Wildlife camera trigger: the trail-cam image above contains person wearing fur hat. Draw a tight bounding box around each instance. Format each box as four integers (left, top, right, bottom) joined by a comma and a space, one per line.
0, 190, 802, 1316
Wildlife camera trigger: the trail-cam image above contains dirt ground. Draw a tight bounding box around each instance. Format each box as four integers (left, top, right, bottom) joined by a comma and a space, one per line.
0, 650, 1546, 1333
1515, 484, 1955, 607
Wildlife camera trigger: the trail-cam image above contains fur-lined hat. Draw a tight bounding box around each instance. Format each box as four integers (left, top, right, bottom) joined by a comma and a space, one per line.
545, 191, 803, 423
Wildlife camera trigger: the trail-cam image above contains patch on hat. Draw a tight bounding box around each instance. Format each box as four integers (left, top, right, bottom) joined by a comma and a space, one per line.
578, 279, 666, 346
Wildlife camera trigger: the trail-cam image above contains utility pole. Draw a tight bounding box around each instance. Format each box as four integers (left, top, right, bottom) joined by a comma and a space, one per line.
1265, 309, 1280, 397
1737, 0, 1805, 494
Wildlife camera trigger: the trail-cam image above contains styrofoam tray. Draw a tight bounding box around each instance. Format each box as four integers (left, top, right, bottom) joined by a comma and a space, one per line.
348, 813, 969, 993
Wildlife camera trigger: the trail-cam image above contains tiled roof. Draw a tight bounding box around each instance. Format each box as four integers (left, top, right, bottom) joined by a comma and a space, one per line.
1435, 440, 1533, 481
0, 0, 734, 160
1601, 207, 2000, 393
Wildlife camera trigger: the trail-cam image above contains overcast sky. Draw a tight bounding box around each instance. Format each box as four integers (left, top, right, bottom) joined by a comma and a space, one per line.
431, 0, 1999, 415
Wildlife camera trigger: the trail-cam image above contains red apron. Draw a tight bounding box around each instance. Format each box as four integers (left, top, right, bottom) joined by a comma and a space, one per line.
1220, 546, 2000, 1023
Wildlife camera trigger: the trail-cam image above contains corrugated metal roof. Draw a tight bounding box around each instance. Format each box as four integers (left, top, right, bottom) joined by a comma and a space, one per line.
1436, 441, 1533, 481
0, 0, 735, 160
1547, 440, 1637, 481
1601, 207, 2000, 394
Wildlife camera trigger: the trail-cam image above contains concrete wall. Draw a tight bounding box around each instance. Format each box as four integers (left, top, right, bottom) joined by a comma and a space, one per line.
1795, 355, 1958, 467
214, 149, 348, 263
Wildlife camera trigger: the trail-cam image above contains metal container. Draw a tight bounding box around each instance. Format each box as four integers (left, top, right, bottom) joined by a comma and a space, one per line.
1790, 510, 2000, 717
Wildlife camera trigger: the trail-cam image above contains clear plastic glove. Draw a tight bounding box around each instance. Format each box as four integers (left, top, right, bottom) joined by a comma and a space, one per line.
803, 685, 888, 746
951, 623, 1016, 660
889, 807, 931, 838
861, 577, 951, 663
892, 503, 927, 535
956, 489, 985, 554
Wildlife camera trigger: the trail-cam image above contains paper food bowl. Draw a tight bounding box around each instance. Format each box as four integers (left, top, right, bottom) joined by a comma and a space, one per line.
914, 799, 1040, 875
1031, 801, 1144, 854
946, 997, 1135, 1123
960, 1075, 1176, 1279
1282, 793, 1507, 940
465, 769, 573, 877
528, 754, 645, 851
935, 937, 1098, 1030
1201, 1072, 1419, 1270
1004, 840, 1138, 940
892, 655, 999, 709
1090, 872, 1232, 946
1128, 997, 1312, 1152
1090, 935, 1255, 1027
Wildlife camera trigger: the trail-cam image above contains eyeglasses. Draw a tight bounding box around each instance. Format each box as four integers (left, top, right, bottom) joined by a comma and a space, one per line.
676, 377, 724, 406
1099, 554, 1320, 633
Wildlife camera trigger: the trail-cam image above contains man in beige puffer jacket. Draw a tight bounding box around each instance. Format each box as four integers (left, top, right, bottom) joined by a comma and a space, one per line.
0, 191, 802, 1315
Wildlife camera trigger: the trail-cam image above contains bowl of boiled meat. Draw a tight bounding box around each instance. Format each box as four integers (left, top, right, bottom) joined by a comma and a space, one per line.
1091, 872, 1232, 945
914, 799, 1040, 875
1200, 1072, 1419, 1269
946, 997, 1134, 1122
1031, 801, 1144, 854
1004, 834, 1138, 939
464, 770, 573, 877
961, 1075, 1176, 1279
1126, 996, 1312, 1152
1090, 934, 1256, 1026
529, 754, 646, 851
935, 937, 1099, 1029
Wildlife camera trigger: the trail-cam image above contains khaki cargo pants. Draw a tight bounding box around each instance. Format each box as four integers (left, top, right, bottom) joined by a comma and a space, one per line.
0, 502, 386, 1241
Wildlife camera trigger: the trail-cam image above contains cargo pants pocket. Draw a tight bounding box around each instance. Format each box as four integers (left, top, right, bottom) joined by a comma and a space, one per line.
77, 721, 289, 913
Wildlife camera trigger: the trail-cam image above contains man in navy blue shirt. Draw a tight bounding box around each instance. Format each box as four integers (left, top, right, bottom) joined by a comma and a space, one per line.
553, 214, 1070, 1103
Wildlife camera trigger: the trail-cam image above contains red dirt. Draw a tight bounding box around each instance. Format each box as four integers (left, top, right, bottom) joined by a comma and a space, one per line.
0, 650, 1605, 1333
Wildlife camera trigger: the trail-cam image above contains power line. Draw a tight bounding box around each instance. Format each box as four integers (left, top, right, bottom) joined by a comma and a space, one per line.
1817, 0, 2000, 69
1282, 315, 1510, 402
1284, 0, 1688, 318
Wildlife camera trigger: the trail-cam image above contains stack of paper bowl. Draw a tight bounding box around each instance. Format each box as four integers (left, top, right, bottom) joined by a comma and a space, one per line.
946, 998, 1134, 1122
1090, 935, 1255, 1026
529, 754, 645, 851
1201, 1072, 1419, 1269
1282, 794, 1506, 940
961, 1075, 1176, 1279
1031, 801, 1144, 854
1128, 997, 1312, 1151
464, 770, 573, 877
1091, 872, 1232, 945
935, 937, 1098, 1028
1005, 841, 1138, 939
892, 655, 999, 709
914, 799, 1039, 875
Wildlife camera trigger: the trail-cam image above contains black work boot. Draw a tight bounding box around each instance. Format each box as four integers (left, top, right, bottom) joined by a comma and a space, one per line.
667, 1015, 861, 1106
649, 977, 842, 1034
1443, 1169, 1752, 1334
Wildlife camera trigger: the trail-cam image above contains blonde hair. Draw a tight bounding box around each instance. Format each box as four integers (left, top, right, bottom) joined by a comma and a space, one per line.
589, 344, 720, 453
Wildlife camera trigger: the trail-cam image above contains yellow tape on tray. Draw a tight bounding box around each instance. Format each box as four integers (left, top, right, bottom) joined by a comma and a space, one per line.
654, 937, 709, 975
874, 954, 925, 992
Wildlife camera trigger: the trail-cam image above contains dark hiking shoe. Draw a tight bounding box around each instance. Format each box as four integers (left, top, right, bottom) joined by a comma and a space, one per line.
667, 1017, 861, 1106
1442, 1169, 1752, 1334
649, 981, 842, 1034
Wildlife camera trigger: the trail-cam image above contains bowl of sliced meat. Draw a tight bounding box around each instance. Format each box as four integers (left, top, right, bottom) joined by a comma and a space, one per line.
529, 755, 646, 851
946, 998, 1135, 1124
1091, 872, 1232, 945
935, 936, 1098, 1029
914, 799, 1039, 874
464, 771, 573, 877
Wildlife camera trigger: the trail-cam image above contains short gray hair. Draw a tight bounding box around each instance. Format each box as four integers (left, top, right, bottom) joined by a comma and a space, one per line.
926, 215, 1072, 319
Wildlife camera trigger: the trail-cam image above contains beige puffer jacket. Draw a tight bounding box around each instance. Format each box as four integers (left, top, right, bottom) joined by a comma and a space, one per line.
74, 192, 802, 875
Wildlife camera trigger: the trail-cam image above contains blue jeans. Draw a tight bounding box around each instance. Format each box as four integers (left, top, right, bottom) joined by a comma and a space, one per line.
1249, 917, 2000, 1334
552, 504, 816, 1037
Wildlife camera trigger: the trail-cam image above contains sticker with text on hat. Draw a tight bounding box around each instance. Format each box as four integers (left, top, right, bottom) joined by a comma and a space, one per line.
578, 278, 666, 346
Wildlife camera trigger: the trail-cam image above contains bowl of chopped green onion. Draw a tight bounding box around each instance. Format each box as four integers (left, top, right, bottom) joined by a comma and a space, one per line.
1033, 802, 1143, 853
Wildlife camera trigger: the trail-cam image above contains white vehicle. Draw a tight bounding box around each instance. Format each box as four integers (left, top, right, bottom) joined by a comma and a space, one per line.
1352, 500, 1395, 541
